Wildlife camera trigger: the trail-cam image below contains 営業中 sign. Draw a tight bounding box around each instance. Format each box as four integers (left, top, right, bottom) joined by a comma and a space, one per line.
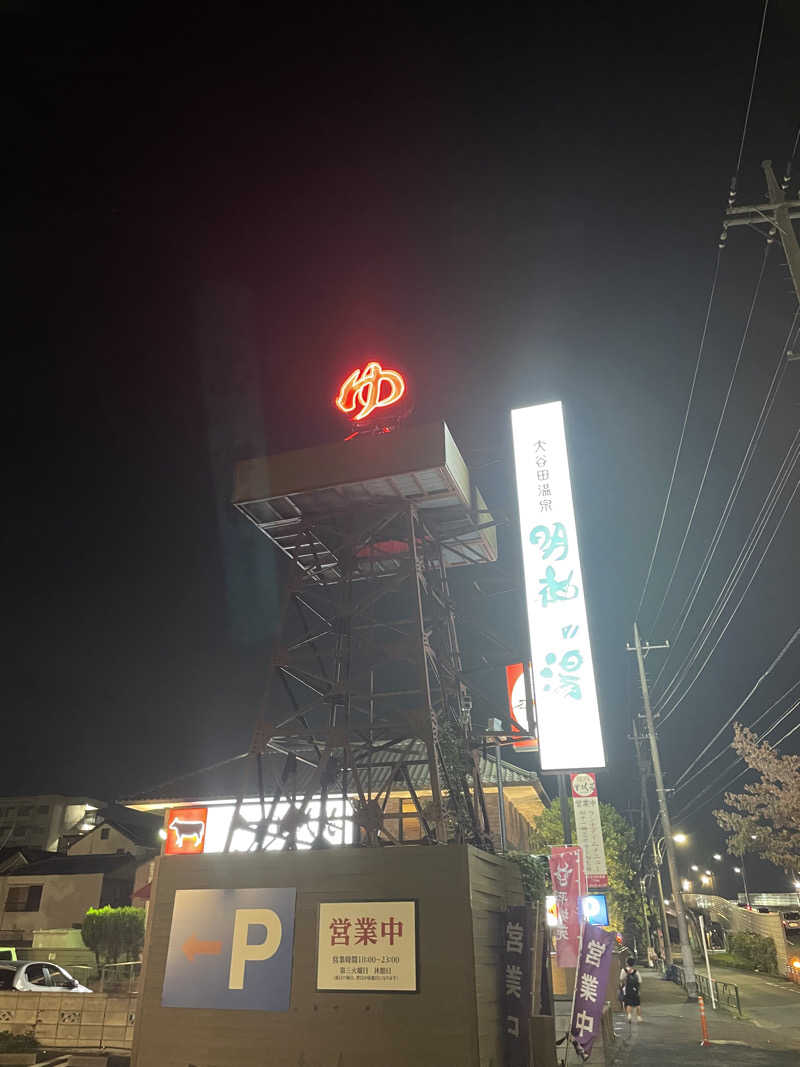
316, 901, 417, 992
511, 402, 606, 771
161, 887, 296, 1010
571, 772, 609, 889
504, 905, 533, 1067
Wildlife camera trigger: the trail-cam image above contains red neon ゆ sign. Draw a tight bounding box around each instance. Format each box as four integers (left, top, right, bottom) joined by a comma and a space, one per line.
335, 361, 406, 422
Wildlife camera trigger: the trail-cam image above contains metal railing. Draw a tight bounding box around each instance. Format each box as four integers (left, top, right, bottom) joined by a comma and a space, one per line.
97, 960, 141, 995
670, 964, 742, 1016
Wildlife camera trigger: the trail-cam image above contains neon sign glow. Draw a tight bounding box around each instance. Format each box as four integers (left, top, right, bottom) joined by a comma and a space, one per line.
335, 362, 406, 421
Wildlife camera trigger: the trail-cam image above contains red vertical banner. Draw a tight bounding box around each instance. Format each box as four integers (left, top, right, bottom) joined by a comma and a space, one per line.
549, 845, 585, 967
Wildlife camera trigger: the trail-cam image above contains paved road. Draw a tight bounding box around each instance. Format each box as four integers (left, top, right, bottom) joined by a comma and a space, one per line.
705, 964, 800, 1047
612, 970, 800, 1066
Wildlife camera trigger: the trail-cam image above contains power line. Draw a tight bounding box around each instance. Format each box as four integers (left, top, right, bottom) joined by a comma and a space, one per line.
634, 247, 723, 623
649, 245, 772, 631
652, 308, 800, 694
676, 708, 800, 826
672, 622, 800, 789
678, 678, 800, 798
732, 0, 770, 189
655, 434, 800, 720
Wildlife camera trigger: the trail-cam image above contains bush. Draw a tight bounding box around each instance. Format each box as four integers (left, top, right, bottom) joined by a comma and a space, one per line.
0, 1030, 40, 1051
728, 931, 778, 974
506, 851, 549, 904
82, 905, 146, 968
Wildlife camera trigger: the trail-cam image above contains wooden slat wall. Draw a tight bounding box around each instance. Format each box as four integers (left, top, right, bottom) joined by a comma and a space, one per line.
468, 849, 525, 1067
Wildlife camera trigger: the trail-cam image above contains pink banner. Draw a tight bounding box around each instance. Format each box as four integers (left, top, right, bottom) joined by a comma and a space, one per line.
549, 845, 585, 967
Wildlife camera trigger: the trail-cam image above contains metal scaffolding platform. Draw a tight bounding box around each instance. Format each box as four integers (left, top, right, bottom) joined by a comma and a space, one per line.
224, 420, 525, 850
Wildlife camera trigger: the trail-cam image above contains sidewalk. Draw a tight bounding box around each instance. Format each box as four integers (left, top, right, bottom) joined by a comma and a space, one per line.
609, 970, 800, 1066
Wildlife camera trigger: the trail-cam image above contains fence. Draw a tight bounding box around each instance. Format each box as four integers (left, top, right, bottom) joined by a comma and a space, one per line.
98, 960, 141, 995
670, 964, 742, 1016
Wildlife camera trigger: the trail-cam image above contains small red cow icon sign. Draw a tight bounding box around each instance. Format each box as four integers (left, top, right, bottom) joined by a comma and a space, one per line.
164, 807, 208, 855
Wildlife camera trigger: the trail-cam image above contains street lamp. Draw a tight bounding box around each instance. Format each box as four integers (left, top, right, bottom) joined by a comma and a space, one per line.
691, 865, 699, 872
713, 853, 722, 862
733, 864, 752, 908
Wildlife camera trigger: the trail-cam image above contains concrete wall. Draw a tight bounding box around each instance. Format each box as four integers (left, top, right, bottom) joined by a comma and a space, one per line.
690, 894, 790, 974
133, 845, 524, 1067
0, 874, 103, 937
0, 990, 136, 1049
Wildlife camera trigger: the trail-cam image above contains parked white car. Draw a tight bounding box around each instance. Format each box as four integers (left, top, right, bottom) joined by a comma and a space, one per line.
0, 961, 92, 993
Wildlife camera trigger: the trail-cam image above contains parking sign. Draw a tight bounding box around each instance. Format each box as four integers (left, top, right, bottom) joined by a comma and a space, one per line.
161, 887, 296, 1010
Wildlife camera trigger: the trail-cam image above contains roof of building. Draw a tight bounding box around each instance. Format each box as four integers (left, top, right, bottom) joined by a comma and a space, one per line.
90, 804, 162, 849
0, 847, 53, 874
9, 853, 139, 877
122, 742, 549, 808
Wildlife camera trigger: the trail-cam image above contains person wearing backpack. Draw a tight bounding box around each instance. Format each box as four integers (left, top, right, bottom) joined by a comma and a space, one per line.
619, 957, 642, 1022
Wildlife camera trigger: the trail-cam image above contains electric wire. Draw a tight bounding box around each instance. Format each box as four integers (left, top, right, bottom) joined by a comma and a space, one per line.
634, 247, 723, 623
733, 0, 770, 182
655, 431, 800, 720
649, 244, 772, 631
672, 621, 800, 789
651, 309, 800, 695
676, 709, 800, 825
673, 678, 800, 794
657, 471, 800, 727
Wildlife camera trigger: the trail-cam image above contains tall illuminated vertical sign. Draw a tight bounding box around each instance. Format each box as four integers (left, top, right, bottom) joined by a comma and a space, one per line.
511, 403, 605, 771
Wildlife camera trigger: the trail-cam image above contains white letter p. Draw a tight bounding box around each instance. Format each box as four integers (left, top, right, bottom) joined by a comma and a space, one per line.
228, 908, 282, 990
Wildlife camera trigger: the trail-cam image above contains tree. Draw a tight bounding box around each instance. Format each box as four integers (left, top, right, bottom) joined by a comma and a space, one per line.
529, 798, 641, 936
82, 906, 146, 970
714, 723, 800, 872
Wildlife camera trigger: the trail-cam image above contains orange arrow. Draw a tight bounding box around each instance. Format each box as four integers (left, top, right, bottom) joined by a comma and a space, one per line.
183, 933, 222, 962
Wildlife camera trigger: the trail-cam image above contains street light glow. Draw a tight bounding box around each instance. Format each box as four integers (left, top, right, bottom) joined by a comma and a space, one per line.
713, 853, 722, 861
691, 865, 699, 872
700, 875, 711, 886
673, 833, 688, 844
705, 870, 712, 876
733, 867, 741, 874
681, 879, 692, 892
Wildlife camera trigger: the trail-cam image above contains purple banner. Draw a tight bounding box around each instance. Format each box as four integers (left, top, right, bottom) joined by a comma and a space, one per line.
570, 923, 616, 1061
503, 906, 532, 1067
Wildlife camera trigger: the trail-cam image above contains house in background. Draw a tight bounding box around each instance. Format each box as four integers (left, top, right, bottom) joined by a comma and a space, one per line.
0, 852, 140, 948
0, 805, 161, 954
67, 804, 162, 860
0, 795, 103, 853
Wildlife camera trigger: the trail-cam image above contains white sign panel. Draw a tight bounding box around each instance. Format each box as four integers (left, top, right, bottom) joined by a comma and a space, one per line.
317, 901, 417, 991
511, 402, 605, 770
571, 772, 609, 888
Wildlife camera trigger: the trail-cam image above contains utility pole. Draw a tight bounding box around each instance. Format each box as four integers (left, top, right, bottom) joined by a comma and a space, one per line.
628, 623, 698, 999
632, 717, 672, 965
723, 159, 800, 306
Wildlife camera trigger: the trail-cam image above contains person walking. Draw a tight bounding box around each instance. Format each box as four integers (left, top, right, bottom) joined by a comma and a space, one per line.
619, 957, 642, 1023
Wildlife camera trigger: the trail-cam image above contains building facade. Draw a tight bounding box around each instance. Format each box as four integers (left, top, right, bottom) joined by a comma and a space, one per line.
0, 795, 101, 853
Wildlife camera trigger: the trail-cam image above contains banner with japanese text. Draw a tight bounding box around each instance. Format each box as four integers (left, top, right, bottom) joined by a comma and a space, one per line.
316, 901, 417, 991
511, 403, 606, 771
503, 906, 533, 1067
549, 845, 585, 967
570, 773, 609, 889
570, 924, 616, 1061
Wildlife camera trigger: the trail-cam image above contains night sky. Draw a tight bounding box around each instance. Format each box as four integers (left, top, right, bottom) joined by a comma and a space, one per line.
5, 4, 799, 894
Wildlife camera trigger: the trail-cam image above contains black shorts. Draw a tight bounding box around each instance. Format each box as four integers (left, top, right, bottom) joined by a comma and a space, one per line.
623, 991, 641, 1007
